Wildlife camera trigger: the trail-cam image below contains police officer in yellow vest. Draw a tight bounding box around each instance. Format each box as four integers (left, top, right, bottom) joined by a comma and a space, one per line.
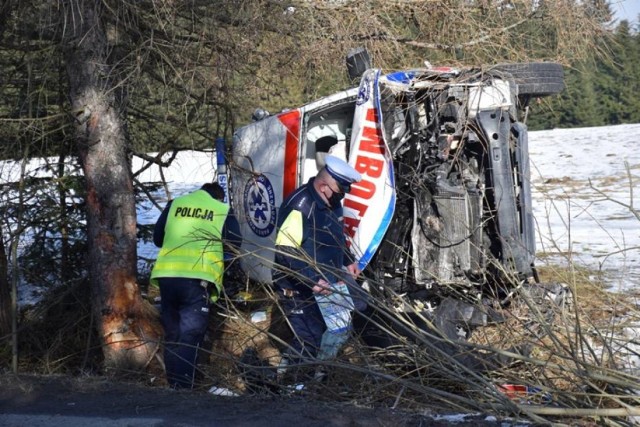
151, 182, 241, 389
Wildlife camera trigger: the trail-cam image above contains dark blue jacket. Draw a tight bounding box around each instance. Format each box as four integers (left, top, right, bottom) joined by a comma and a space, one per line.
273, 177, 354, 295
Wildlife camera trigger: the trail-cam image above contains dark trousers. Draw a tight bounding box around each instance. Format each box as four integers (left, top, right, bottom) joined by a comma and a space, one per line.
159, 277, 210, 389
280, 275, 366, 360
280, 291, 326, 360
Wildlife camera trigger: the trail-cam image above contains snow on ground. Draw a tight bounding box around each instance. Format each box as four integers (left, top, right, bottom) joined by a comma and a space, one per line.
2, 125, 639, 302
136, 124, 640, 292
2, 123, 640, 415
528, 123, 640, 292
132, 124, 640, 379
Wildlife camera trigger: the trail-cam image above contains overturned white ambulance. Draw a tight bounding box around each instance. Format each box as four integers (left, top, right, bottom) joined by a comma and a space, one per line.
227, 56, 564, 337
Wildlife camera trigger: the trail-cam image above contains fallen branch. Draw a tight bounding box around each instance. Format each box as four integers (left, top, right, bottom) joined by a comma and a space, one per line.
515, 405, 640, 417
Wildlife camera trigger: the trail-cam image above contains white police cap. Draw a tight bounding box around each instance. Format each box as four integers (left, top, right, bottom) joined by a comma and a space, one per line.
324, 155, 362, 191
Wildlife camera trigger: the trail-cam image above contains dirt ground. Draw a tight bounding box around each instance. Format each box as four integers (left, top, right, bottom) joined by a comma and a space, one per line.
0, 373, 519, 426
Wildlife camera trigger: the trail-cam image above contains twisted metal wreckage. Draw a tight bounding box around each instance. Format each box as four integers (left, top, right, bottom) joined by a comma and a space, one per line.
219, 48, 569, 374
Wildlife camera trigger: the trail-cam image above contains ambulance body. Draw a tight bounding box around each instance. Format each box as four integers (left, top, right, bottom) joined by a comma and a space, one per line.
229, 62, 564, 310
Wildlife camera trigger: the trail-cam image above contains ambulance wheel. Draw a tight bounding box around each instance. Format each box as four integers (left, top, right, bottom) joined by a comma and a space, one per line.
491, 62, 565, 97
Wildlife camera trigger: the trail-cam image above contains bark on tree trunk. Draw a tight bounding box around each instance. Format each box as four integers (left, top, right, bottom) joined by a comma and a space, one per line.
63, 0, 160, 371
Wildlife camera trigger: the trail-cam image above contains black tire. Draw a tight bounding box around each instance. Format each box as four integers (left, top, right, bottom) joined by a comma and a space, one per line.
491, 62, 564, 97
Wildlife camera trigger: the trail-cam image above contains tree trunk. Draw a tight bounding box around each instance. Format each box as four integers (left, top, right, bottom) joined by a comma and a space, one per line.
0, 225, 10, 338
63, 0, 160, 371
57, 153, 72, 283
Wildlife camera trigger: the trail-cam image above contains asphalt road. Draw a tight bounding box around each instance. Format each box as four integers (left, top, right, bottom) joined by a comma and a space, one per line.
0, 374, 513, 426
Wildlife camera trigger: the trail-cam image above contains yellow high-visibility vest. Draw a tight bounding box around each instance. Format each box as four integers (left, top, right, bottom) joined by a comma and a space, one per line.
150, 190, 229, 298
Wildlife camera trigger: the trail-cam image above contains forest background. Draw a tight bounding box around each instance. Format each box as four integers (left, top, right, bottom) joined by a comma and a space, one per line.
0, 1, 639, 423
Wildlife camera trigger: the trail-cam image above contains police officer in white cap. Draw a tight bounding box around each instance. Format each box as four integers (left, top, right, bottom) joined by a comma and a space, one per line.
272, 155, 362, 382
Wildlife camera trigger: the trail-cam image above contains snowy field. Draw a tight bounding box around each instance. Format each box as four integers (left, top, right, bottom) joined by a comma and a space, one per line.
2, 124, 639, 302
134, 123, 640, 293
529, 124, 640, 292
